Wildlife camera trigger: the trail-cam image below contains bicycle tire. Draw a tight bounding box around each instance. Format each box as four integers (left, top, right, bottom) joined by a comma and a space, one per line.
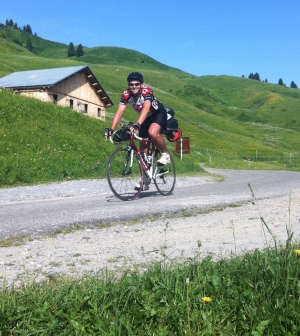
153, 152, 176, 196
107, 147, 144, 201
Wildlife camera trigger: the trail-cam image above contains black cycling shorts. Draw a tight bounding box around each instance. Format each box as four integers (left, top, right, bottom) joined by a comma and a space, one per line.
139, 110, 167, 138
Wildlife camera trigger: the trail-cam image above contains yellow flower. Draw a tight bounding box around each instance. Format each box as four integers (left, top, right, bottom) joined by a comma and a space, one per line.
202, 297, 212, 303
295, 249, 300, 256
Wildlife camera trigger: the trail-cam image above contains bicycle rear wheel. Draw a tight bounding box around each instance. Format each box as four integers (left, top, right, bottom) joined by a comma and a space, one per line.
107, 147, 143, 201
153, 152, 176, 196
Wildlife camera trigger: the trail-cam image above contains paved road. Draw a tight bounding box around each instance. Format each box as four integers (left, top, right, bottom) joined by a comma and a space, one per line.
1, 169, 300, 239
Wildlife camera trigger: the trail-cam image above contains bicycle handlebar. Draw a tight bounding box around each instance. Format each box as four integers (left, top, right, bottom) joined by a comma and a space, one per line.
108, 132, 147, 143
107, 124, 149, 144
132, 133, 147, 141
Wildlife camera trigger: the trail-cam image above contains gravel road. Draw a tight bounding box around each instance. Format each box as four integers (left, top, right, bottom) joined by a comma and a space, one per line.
1, 169, 300, 288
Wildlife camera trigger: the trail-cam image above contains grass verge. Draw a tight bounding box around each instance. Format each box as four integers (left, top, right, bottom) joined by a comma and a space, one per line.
0, 245, 299, 335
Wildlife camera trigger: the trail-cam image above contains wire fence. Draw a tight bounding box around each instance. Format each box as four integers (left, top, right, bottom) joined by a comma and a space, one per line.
201, 150, 300, 170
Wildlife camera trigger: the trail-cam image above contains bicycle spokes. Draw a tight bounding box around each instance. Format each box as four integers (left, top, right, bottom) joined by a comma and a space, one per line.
154, 156, 176, 196
107, 148, 144, 201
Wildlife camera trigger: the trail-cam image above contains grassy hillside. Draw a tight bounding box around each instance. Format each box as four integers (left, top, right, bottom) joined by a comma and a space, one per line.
0, 89, 202, 186
0, 26, 300, 186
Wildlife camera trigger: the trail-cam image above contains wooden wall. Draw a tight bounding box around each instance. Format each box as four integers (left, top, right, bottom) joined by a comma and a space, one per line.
18, 71, 107, 120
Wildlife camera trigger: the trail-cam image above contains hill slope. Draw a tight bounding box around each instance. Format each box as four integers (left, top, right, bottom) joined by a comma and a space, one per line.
0, 25, 300, 186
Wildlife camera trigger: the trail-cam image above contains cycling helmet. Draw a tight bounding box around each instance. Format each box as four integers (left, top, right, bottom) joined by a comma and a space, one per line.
166, 129, 182, 142
127, 72, 144, 83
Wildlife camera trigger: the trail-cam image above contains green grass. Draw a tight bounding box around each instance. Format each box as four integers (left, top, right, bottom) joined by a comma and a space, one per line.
1, 245, 299, 335
0, 89, 203, 186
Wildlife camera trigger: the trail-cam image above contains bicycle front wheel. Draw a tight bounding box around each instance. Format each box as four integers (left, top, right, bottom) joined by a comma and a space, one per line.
107, 147, 143, 201
153, 152, 176, 196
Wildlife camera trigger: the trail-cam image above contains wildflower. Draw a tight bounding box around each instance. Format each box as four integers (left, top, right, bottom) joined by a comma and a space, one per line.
202, 297, 212, 303
295, 249, 300, 256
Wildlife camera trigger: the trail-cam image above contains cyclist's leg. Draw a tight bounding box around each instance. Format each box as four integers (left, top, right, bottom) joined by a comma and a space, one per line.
148, 123, 167, 152
139, 117, 151, 154
147, 110, 167, 151
148, 112, 171, 165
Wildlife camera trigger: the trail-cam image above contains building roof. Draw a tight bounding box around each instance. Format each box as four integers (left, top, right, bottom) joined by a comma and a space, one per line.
0, 65, 114, 106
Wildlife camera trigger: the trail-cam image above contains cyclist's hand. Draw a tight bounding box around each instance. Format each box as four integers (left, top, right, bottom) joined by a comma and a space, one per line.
105, 128, 114, 139
130, 123, 140, 134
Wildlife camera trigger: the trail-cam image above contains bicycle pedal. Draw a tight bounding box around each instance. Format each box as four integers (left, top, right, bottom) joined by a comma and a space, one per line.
157, 162, 165, 166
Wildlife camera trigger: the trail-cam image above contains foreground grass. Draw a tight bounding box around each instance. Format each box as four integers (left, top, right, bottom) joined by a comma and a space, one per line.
1, 246, 299, 335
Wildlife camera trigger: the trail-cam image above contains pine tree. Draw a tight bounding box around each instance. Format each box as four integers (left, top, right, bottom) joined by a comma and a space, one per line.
76, 44, 84, 57
23, 24, 32, 34
278, 78, 284, 86
290, 81, 298, 89
67, 42, 76, 57
248, 73, 254, 79
253, 72, 261, 81
6, 19, 14, 27
26, 38, 33, 51
26, 24, 32, 34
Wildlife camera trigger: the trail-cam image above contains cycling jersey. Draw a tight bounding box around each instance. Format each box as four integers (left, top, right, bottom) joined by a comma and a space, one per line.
119, 85, 165, 117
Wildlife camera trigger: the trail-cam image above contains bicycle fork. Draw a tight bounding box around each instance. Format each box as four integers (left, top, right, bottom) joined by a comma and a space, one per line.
122, 148, 135, 176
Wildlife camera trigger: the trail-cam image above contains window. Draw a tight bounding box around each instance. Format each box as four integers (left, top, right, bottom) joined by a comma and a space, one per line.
66, 99, 73, 108
97, 108, 101, 117
84, 104, 88, 113
53, 94, 58, 103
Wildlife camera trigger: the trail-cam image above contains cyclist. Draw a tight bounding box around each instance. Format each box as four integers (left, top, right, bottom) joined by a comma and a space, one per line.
105, 72, 170, 165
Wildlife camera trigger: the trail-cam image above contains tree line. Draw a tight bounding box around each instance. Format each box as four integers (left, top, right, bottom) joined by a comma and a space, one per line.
67, 42, 84, 57
5, 19, 34, 35
243, 72, 298, 89
3, 19, 35, 52
2, 19, 84, 57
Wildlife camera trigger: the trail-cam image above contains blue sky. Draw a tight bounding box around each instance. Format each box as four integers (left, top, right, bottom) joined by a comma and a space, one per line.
1, 0, 300, 86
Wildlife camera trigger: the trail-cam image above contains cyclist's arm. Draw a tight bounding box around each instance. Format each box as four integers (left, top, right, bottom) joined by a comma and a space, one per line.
111, 103, 127, 130
136, 101, 151, 126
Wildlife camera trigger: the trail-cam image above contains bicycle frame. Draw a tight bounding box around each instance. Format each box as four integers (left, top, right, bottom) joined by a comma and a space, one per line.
127, 133, 171, 181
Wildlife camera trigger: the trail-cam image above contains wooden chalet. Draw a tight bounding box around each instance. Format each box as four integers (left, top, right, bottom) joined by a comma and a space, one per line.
0, 65, 114, 120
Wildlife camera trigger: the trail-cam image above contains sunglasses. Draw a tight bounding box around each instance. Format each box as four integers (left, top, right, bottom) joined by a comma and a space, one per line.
129, 82, 141, 87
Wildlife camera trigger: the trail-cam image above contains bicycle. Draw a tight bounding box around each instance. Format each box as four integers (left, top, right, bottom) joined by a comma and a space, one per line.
106, 124, 176, 201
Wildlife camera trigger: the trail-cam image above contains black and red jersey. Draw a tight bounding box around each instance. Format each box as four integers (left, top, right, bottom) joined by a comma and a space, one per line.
119, 85, 164, 117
